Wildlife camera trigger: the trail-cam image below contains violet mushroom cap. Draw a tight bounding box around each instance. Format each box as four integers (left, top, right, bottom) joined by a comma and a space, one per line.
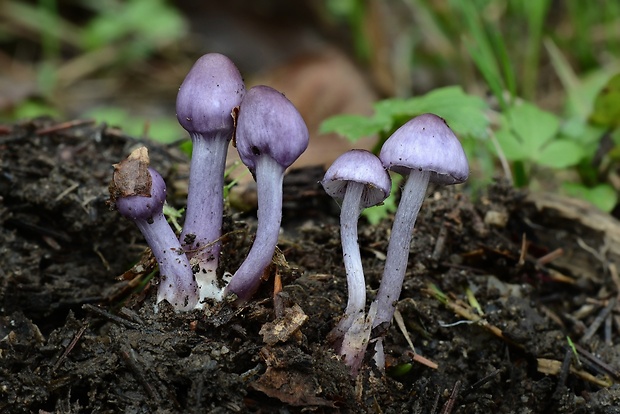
321, 149, 391, 374
372, 113, 468, 368
379, 113, 469, 184
176, 53, 245, 303
176, 53, 245, 135
115, 166, 199, 311
225, 85, 309, 301
322, 149, 392, 210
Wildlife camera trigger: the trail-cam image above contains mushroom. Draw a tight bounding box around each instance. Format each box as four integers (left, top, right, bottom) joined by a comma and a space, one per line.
176, 53, 245, 303
372, 113, 468, 368
224, 85, 309, 302
111, 147, 199, 311
321, 149, 391, 374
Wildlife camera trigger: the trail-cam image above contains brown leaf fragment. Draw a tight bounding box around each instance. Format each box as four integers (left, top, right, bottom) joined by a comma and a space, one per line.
251, 367, 336, 408
108, 147, 152, 204
251, 347, 336, 408
259, 304, 308, 346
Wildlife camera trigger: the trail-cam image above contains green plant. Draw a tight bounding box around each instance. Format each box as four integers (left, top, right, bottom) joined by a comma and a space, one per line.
320, 86, 490, 222
84, 107, 184, 144
321, 0, 620, 214
1, 0, 186, 143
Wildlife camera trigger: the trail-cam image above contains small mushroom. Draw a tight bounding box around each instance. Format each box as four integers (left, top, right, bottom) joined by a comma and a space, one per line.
321, 149, 391, 374
372, 113, 468, 369
176, 53, 245, 303
111, 148, 199, 311
224, 85, 309, 302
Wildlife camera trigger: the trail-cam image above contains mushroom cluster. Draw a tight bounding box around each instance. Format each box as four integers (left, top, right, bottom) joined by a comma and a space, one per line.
109, 53, 308, 310
322, 113, 469, 374
108, 52, 470, 377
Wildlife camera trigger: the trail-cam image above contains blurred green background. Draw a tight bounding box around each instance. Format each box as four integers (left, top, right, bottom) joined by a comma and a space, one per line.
2, 0, 620, 214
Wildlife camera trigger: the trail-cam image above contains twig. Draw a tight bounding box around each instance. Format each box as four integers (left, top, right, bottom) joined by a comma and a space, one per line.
117, 346, 162, 404
537, 358, 611, 388
52, 323, 88, 372
466, 369, 501, 396
394, 308, 416, 354
35, 119, 95, 135
573, 343, 620, 381
581, 297, 616, 343
273, 270, 284, 319
82, 303, 142, 330
426, 286, 523, 350
554, 349, 573, 395
517, 233, 528, 267
440, 380, 461, 414
431, 222, 448, 261
536, 248, 564, 266
53, 182, 79, 202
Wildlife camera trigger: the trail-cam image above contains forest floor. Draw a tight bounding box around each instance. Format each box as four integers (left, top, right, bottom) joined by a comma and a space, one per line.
1, 118, 620, 413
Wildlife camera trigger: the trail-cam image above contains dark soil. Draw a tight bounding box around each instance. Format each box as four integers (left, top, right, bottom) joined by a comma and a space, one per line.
1, 118, 620, 413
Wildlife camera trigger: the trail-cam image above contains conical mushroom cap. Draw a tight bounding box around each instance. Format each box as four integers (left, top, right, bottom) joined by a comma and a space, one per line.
236, 85, 309, 172
176, 53, 245, 136
379, 113, 469, 185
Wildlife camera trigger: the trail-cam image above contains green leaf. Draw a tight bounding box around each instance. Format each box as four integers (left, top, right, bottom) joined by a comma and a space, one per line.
374, 86, 490, 138
535, 140, 585, 168
496, 101, 560, 160
320, 86, 489, 143
590, 72, 620, 128
562, 182, 618, 212
13, 100, 60, 119
84, 107, 185, 144
561, 116, 605, 147
82, 0, 186, 50
494, 128, 530, 161
362, 197, 396, 225
319, 113, 391, 142
147, 118, 185, 144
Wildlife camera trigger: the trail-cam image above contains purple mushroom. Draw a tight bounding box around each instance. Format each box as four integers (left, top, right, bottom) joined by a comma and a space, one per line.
224, 85, 309, 302
176, 53, 245, 302
372, 113, 469, 369
111, 147, 199, 311
321, 149, 391, 375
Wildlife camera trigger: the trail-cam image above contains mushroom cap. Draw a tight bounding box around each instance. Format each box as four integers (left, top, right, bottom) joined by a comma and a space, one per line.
379, 113, 469, 185
236, 85, 309, 172
116, 168, 166, 221
176, 53, 245, 136
321, 149, 391, 208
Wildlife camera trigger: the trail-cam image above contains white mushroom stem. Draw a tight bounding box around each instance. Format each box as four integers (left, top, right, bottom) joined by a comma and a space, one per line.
225, 155, 284, 301
337, 181, 366, 336
133, 214, 198, 311
372, 169, 430, 362
334, 181, 376, 374
180, 132, 230, 302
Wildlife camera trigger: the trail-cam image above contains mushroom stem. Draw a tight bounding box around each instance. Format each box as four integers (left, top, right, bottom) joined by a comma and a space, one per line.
372, 169, 430, 332
335, 181, 366, 337
334, 181, 375, 374
112, 153, 199, 312
133, 214, 198, 311
225, 156, 284, 301
180, 131, 229, 301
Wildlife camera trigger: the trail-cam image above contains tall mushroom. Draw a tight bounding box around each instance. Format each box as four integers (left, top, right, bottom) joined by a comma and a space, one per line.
176, 53, 245, 303
372, 113, 468, 369
321, 149, 391, 374
111, 147, 199, 311
224, 85, 309, 302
